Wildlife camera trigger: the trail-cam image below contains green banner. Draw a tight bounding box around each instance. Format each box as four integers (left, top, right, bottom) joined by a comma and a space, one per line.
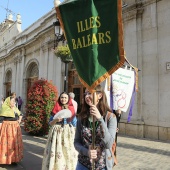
56, 0, 125, 91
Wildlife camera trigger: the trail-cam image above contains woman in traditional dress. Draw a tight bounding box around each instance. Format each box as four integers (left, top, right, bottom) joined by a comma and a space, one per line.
42, 92, 78, 170
0, 96, 23, 164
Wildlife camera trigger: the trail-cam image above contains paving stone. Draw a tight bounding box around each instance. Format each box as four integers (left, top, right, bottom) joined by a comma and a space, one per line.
1, 128, 170, 170
114, 135, 170, 170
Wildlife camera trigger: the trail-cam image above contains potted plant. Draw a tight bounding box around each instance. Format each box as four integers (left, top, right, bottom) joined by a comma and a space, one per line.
54, 44, 73, 63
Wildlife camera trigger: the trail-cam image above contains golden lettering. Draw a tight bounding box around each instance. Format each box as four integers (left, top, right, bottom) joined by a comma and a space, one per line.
82, 36, 88, 48
92, 33, 98, 44
77, 38, 83, 49
77, 22, 81, 33
76, 16, 101, 33
72, 39, 77, 49
105, 31, 111, 43
85, 19, 90, 31
80, 21, 85, 32
89, 17, 94, 28
72, 31, 112, 50
95, 16, 101, 28
87, 34, 91, 46
98, 33, 105, 44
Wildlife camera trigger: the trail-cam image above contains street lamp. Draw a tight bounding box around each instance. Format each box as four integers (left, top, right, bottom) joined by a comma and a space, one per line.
53, 0, 72, 92
53, 20, 65, 48
53, 0, 64, 48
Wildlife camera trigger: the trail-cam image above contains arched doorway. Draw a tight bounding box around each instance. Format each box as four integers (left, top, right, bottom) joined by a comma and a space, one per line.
68, 68, 85, 113
4, 70, 12, 98
26, 62, 39, 94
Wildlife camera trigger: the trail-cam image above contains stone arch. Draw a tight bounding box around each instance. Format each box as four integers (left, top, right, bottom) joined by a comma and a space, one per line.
4, 69, 12, 97
5, 69, 12, 82
22, 59, 39, 113
26, 62, 39, 78
25, 60, 39, 93
24, 59, 39, 79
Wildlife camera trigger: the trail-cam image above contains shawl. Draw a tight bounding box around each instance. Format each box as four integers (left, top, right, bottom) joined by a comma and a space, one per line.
0, 97, 20, 118
52, 99, 75, 121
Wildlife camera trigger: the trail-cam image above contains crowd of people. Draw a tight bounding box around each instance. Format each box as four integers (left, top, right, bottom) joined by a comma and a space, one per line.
0, 85, 119, 170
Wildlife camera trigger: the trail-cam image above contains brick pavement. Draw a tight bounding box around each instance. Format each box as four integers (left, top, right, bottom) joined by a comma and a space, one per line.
0, 128, 170, 170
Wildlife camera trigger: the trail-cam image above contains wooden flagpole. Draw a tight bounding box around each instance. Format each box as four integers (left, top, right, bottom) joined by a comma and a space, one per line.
92, 92, 96, 170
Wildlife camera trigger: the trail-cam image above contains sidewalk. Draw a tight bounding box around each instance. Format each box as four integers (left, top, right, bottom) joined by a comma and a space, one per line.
114, 135, 170, 170
0, 128, 170, 170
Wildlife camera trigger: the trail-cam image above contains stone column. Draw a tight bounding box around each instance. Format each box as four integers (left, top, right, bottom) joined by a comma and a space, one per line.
122, 6, 139, 121
2, 60, 6, 97
142, 1, 159, 127
136, 2, 144, 121
40, 44, 48, 79
23, 78, 28, 114
16, 57, 20, 95
12, 56, 18, 92
47, 42, 54, 81
0, 61, 5, 97
18, 51, 25, 96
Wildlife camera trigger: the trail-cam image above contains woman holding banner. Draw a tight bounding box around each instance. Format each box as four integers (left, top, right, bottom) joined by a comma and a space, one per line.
74, 85, 117, 170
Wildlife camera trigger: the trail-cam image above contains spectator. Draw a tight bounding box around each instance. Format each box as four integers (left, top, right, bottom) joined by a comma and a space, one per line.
11, 92, 18, 108
69, 92, 78, 114
69, 92, 78, 127
18, 96, 23, 111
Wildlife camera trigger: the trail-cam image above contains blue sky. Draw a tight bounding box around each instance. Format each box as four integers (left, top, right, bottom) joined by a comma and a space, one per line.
0, 0, 63, 30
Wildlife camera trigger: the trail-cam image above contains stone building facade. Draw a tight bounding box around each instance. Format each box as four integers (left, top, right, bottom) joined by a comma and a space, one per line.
0, 0, 170, 140
0, 8, 63, 109
120, 0, 170, 141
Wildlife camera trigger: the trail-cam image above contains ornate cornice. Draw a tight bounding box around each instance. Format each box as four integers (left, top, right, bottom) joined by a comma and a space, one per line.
123, 8, 138, 22
143, 0, 159, 6
41, 39, 54, 52
123, 0, 160, 22
41, 43, 49, 52
123, 0, 145, 22
13, 55, 22, 64
18, 56, 22, 63
0, 59, 5, 67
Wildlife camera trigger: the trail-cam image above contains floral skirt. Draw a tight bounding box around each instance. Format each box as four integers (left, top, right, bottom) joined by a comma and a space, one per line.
0, 121, 23, 164
42, 124, 78, 170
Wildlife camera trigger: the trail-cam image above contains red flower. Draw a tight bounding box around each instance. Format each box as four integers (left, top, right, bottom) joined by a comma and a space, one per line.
24, 79, 58, 136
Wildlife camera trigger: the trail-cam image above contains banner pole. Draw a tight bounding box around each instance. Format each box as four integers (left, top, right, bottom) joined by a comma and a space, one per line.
92, 92, 96, 170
